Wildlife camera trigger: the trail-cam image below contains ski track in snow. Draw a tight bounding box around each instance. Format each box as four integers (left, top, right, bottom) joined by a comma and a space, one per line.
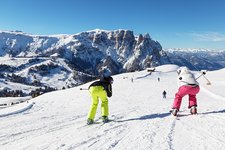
167, 118, 177, 150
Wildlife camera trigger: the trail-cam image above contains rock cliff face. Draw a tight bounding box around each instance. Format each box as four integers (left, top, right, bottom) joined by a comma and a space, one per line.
67, 29, 167, 74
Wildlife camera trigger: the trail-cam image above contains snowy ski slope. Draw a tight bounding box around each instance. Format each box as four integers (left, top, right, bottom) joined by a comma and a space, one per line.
0, 64, 225, 150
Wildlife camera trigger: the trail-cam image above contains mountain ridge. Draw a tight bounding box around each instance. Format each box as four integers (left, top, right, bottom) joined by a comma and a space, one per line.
0, 29, 225, 97
0, 29, 166, 96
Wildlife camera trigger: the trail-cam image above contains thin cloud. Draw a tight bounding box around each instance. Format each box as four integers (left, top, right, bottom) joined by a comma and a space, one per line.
190, 32, 225, 42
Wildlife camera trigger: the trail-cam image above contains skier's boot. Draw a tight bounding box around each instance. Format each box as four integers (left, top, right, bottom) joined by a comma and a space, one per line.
102, 116, 109, 123
190, 106, 197, 115
170, 109, 178, 116
87, 118, 94, 125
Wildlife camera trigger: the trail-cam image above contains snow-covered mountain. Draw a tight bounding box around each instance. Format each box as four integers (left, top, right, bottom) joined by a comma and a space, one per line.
1, 29, 225, 97
1, 64, 225, 149
0, 29, 167, 96
164, 48, 225, 71
0, 29, 166, 72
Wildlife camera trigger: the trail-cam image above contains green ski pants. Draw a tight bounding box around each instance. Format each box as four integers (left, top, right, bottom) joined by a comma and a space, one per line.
88, 86, 109, 120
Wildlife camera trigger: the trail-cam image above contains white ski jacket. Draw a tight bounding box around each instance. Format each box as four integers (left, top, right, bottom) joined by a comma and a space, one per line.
177, 67, 199, 87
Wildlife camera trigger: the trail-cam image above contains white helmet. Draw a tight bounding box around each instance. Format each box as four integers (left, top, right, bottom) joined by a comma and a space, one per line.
177, 66, 190, 75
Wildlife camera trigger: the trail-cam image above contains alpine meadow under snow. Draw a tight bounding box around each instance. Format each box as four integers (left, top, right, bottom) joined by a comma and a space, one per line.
0, 64, 225, 150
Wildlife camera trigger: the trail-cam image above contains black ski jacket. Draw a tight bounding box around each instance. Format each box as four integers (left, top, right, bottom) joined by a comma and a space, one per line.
89, 77, 112, 97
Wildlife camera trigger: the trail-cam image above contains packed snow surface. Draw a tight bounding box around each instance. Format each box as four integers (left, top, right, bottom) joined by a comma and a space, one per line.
0, 64, 225, 150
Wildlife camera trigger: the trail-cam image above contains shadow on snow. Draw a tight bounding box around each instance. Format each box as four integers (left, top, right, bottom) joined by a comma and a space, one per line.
201, 109, 225, 115
115, 109, 225, 122
116, 112, 171, 122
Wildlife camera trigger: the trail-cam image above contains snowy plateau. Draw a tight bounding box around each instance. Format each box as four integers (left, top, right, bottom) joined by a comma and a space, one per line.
0, 64, 225, 150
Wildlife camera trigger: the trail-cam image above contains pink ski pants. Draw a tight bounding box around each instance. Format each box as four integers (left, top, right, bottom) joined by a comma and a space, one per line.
172, 85, 200, 110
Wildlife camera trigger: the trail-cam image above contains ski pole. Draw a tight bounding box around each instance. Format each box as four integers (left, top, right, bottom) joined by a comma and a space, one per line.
185, 59, 212, 85
195, 71, 211, 85
202, 74, 211, 85
195, 74, 204, 80
195, 71, 207, 80
80, 88, 88, 90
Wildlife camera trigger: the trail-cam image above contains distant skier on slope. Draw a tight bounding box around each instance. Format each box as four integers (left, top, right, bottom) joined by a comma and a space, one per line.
87, 75, 113, 125
162, 90, 167, 99
171, 66, 200, 116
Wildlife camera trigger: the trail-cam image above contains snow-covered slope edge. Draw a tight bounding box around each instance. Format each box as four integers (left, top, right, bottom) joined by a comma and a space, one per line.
0, 102, 34, 117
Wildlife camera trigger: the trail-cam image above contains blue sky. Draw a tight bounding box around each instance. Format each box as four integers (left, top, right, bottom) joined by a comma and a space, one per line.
1, 0, 225, 49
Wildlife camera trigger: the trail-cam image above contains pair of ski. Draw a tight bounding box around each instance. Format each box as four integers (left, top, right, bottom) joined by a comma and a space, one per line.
90, 119, 114, 125
87, 115, 116, 126
171, 106, 197, 115
170, 111, 198, 120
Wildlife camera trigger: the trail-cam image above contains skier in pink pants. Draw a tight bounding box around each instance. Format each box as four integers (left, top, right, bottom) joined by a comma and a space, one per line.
171, 67, 200, 116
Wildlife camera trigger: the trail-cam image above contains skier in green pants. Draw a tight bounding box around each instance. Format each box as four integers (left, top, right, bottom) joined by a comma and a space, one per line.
87, 76, 113, 125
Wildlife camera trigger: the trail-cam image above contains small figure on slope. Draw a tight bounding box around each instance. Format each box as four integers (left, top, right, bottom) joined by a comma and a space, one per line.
131, 77, 134, 83
87, 76, 113, 125
171, 67, 200, 116
162, 90, 167, 99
